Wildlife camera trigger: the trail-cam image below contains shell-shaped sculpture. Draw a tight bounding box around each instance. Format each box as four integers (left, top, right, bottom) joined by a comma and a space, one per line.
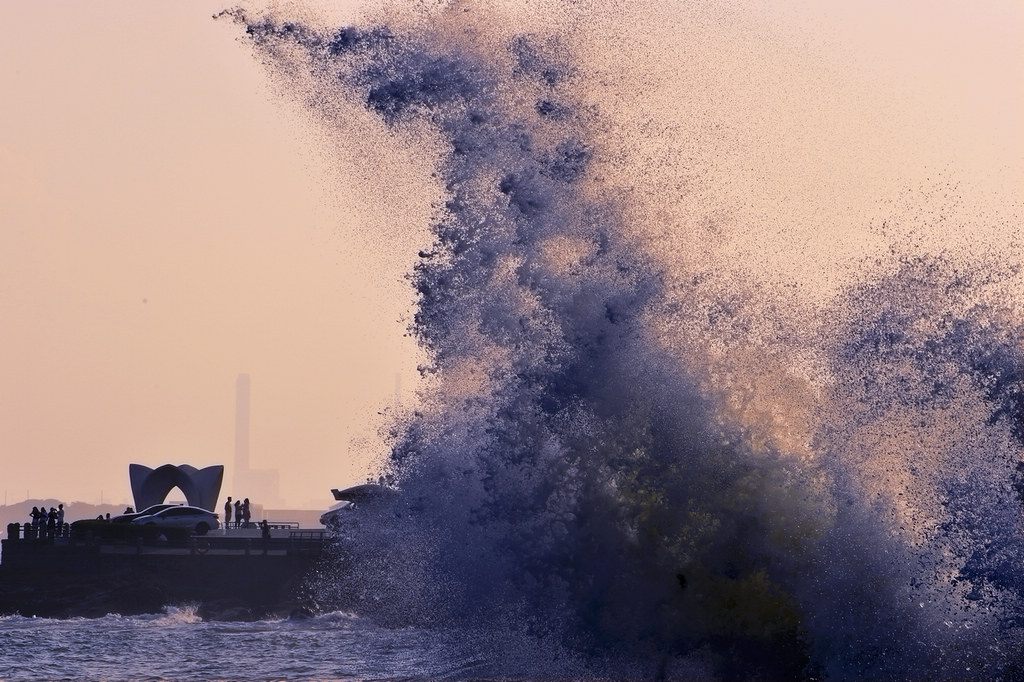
129, 464, 224, 512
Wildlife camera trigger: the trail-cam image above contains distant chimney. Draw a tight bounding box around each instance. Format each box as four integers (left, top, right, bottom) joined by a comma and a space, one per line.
231, 373, 283, 506
234, 374, 250, 485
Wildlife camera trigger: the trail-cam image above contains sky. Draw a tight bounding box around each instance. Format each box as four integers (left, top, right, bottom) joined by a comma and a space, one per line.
1, 0, 1020, 511
0, 1, 423, 509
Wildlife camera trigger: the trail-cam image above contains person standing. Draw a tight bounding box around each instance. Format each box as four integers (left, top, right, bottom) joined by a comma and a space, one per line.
242, 498, 251, 529
260, 519, 271, 554
56, 504, 65, 536
46, 507, 57, 539
29, 507, 40, 539
234, 499, 242, 529
224, 497, 233, 530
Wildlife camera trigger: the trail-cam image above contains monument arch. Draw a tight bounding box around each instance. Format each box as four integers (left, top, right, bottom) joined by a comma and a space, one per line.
129, 463, 224, 512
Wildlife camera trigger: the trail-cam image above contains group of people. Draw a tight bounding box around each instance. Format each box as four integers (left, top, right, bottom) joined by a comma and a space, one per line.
223, 496, 253, 529
28, 503, 65, 538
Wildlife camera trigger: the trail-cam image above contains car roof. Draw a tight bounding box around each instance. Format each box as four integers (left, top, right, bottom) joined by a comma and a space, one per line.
151, 505, 211, 514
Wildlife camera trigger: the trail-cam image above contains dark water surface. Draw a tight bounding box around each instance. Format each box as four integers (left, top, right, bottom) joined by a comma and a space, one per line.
1, 608, 591, 682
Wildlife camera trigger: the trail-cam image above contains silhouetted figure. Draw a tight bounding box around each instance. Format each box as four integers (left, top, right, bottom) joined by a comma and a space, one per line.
234, 499, 242, 529
124, 506, 134, 514
56, 504, 65, 533
242, 498, 251, 529
260, 519, 271, 553
29, 507, 41, 540
46, 507, 57, 539
224, 496, 233, 529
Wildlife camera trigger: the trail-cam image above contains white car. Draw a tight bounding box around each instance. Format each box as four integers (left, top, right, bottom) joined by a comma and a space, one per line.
110, 503, 181, 524
321, 484, 398, 526
131, 505, 220, 535
320, 501, 356, 528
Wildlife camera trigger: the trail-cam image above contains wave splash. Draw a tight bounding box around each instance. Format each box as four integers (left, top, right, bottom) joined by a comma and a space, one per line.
224, 5, 1024, 680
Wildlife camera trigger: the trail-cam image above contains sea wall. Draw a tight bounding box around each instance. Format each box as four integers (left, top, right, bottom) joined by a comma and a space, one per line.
0, 537, 324, 620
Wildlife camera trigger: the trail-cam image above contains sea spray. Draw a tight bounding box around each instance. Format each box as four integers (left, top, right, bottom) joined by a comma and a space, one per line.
222, 4, 1024, 679
807, 253, 1024, 679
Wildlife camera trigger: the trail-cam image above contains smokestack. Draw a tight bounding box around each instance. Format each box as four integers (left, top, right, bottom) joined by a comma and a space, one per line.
234, 374, 250, 483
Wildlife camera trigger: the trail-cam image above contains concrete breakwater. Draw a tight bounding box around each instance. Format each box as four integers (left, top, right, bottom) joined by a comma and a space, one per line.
0, 526, 329, 620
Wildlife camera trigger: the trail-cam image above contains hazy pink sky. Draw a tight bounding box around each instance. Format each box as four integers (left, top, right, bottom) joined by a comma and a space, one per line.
1, 1, 424, 509
1, 1, 1020, 510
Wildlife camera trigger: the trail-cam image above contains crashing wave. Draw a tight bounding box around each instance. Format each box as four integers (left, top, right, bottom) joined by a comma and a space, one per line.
221, 4, 1024, 679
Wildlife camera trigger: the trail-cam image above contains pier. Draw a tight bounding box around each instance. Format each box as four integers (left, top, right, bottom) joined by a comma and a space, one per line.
0, 523, 331, 619
4, 522, 326, 556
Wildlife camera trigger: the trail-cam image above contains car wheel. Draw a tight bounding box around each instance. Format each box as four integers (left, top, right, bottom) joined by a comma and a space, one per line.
195, 522, 210, 535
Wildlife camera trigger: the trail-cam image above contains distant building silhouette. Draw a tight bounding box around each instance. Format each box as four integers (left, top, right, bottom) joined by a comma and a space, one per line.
232, 374, 282, 507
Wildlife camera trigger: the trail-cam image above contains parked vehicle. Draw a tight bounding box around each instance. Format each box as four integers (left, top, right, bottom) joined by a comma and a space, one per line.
69, 504, 184, 539
130, 506, 219, 535
110, 504, 181, 524
321, 484, 397, 532
319, 501, 356, 528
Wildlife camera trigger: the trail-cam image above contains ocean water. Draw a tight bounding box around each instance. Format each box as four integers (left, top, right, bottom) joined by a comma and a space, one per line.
6, 2, 1021, 680
0, 606, 681, 681
0, 608, 507, 682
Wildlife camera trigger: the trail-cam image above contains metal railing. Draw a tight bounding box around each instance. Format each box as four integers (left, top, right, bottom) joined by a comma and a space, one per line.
4, 522, 328, 557
6, 522, 71, 542
287, 529, 326, 556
